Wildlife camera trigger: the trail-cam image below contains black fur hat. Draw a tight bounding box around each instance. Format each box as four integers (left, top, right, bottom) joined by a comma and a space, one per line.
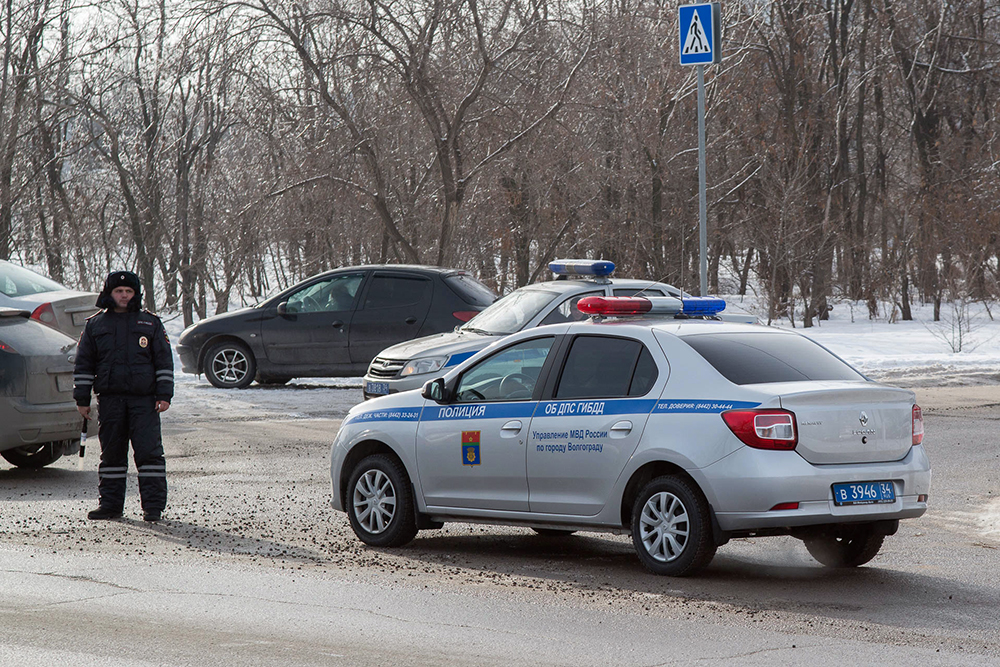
96, 271, 142, 311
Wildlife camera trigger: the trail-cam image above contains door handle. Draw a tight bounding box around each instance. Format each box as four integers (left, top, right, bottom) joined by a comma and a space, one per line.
610, 420, 633, 438
331, 320, 344, 328
405, 316, 417, 325
501, 420, 523, 436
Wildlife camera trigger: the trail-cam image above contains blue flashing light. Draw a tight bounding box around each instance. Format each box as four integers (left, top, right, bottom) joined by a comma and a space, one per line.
548, 259, 615, 277
681, 297, 727, 316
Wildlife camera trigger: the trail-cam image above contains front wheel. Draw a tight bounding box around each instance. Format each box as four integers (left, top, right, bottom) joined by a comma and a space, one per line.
1, 443, 63, 468
346, 454, 417, 547
631, 475, 716, 576
804, 525, 885, 568
203, 341, 256, 389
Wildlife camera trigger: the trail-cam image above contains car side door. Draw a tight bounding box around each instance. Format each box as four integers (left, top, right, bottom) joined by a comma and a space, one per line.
415, 336, 557, 512
349, 272, 434, 367
260, 272, 366, 367
525, 333, 664, 515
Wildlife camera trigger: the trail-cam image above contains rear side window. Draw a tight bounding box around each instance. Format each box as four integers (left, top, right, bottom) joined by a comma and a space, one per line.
556, 336, 659, 399
444, 274, 497, 306
364, 275, 432, 309
682, 332, 865, 385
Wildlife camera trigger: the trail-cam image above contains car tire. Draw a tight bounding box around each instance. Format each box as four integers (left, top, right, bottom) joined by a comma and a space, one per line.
1, 443, 62, 468
532, 528, 576, 537
346, 454, 418, 548
804, 525, 885, 568
204, 341, 256, 389
631, 475, 716, 577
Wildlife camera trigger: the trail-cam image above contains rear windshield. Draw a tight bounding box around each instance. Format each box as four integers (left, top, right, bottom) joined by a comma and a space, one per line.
681, 332, 865, 385
0, 263, 65, 297
444, 274, 497, 307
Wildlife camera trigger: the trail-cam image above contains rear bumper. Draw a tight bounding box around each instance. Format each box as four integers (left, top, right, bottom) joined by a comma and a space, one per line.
695, 444, 932, 532
0, 398, 82, 450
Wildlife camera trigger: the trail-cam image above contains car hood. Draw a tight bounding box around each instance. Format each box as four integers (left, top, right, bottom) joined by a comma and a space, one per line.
179, 306, 260, 339
375, 329, 496, 363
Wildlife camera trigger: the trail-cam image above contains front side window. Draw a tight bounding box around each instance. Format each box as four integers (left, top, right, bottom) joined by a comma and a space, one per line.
285, 274, 364, 314
454, 337, 554, 402
539, 291, 603, 326
555, 336, 659, 399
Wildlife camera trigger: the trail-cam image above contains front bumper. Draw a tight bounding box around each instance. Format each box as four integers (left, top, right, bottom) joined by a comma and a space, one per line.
176, 343, 199, 374
694, 444, 932, 532
361, 373, 428, 400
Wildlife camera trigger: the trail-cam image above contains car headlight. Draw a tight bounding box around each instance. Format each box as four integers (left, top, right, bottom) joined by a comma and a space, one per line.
400, 356, 448, 377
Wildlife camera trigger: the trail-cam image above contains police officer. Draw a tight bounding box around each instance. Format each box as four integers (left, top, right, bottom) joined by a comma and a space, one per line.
74, 271, 173, 521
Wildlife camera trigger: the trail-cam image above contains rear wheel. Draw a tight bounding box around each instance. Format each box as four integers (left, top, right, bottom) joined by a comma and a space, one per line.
1, 443, 63, 468
804, 525, 885, 568
203, 341, 256, 389
346, 454, 417, 547
631, 475, 716, 576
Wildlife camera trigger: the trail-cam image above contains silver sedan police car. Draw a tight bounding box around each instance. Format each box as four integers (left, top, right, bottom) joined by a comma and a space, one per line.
363, 259, 756, 399
330, 295, 930, 576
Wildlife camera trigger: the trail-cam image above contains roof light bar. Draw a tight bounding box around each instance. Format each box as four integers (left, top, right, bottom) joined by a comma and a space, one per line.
679, 296, 727, 316
548, 259, 615, 277
576, 295, 728, 318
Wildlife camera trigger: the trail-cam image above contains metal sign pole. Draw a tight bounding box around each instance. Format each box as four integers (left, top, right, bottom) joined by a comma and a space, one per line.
697, 64, 708, 297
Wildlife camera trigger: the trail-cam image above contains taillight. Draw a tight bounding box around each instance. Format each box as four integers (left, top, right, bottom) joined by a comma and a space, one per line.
721, 409, 798, 450
30, 302, 57, 324
452, 311, 479, 322
912, 404, 924, 446
0, 339, 16, 353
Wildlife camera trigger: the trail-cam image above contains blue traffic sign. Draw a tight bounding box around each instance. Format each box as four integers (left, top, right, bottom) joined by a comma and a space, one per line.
679, 3, 721, 66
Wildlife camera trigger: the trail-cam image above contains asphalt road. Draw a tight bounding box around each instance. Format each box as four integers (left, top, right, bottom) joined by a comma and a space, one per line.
1, 384, 998, 666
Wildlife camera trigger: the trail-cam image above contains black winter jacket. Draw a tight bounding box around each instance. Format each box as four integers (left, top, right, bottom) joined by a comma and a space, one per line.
73, 310, 174, 406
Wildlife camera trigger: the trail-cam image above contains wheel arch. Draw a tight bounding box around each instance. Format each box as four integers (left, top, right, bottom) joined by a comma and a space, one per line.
620, 461, 695, 528
198, 334, 256, 373
339, 439, 408, 510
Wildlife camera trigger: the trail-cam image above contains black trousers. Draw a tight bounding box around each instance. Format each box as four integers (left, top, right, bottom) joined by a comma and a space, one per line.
96, 395, 167, 512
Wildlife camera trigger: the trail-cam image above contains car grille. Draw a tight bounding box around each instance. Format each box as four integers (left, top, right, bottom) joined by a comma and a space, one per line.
368, 357, 405, 379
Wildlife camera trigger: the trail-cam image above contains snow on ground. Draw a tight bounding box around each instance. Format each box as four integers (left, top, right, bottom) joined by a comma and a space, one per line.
159, 297, 1000, 423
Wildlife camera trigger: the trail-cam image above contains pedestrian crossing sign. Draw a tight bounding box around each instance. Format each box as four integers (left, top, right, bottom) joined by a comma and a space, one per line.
679, 3, 721, 66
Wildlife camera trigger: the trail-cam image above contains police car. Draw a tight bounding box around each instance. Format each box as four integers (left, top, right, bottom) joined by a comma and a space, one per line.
330, 295, 930, 576
363, 260, 756, 399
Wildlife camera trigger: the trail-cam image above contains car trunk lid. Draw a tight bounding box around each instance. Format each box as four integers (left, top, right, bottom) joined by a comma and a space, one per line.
772, 382, 916, 464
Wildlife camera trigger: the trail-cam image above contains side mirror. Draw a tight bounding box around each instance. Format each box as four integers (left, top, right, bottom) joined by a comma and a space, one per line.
421, 378, 448, 403
276, 301, 289, 316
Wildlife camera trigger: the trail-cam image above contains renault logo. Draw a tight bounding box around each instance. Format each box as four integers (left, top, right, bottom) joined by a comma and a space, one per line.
859, 411, 869, 426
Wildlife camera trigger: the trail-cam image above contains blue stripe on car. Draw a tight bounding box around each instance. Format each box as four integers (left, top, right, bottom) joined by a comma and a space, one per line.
444, 351, 477, 367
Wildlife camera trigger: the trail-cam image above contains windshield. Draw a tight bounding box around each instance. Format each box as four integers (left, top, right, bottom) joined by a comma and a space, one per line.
461, 287, 558, 335
0, 262, 66, 297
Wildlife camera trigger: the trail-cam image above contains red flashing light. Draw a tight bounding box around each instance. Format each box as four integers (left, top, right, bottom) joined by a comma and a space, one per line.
912, 404, 924, 446
721, 409, 798, 450
576, 296, 652, 316
452, 310, 479, 322
30, 302, 56, 324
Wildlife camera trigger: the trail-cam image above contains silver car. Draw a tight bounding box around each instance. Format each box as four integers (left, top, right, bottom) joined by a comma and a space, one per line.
331, 295, 930, 576
0, 260, 99, 340
363, 260, 756, 398
1, 308, 82, 468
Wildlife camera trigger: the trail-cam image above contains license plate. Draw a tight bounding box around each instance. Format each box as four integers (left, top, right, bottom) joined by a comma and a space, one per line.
832, 481, 896, 506
364, 381, 390, 396
72, 312, 90, 325
56, 374, 74, 392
